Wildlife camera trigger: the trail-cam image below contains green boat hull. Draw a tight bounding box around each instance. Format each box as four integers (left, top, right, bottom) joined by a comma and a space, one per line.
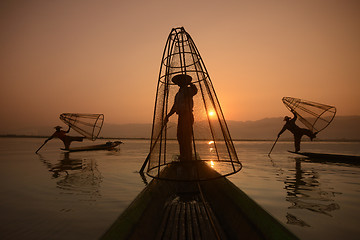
101, 162, 298, 240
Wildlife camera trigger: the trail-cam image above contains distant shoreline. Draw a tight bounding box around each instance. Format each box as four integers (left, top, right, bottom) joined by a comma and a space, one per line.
1, 134, 359, 142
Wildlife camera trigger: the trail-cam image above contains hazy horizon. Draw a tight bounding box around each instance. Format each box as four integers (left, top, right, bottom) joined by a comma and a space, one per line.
2, 113, 359, 129
2, 115, 359, 141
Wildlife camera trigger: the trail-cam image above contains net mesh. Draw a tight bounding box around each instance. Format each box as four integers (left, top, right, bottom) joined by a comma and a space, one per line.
146, 27, 241, 180
59, 113, 104, 141
282, 97, 336, 133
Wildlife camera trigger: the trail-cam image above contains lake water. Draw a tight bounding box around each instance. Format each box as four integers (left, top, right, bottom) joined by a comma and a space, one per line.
0, 137, 359, 240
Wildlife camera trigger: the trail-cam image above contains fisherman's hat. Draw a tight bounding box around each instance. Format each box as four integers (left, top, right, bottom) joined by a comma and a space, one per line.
54, 126, 62, 130
172, 74, 192, 86
283, 116, 291, 121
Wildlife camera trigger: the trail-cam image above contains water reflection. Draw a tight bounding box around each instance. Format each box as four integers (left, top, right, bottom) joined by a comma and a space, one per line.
286, 213, 310, 227
38, 153, 103, 199
283, 158, 341, 226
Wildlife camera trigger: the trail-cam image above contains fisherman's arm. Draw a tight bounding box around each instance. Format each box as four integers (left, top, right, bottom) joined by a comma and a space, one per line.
165, 106, 176, 123
190, 83, 198, 96
291, 109, 297, 120
65, 126, 71, 133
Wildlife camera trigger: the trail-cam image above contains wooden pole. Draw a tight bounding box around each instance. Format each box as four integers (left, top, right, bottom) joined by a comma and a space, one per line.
35, 140, 48, 154
139, 123, 167, 173
268, 136, 279, 156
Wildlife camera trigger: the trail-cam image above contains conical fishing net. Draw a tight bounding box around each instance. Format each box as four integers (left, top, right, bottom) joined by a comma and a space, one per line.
146, 27, 241, 181
60, 113, 104, 141
282, 97, 336, 133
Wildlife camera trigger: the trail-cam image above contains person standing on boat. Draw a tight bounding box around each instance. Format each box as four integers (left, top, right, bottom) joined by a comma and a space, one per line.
278, 109, 317, 152
46, 126, 84, 150
165, 74, 198, 161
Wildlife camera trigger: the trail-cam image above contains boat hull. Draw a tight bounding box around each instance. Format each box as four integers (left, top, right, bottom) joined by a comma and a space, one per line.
61, 141, 122, 152
101, 162, 298, 240
288, 151, 360, 165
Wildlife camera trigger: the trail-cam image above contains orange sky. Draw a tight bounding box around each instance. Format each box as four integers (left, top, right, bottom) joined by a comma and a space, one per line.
1, 0, 359, 131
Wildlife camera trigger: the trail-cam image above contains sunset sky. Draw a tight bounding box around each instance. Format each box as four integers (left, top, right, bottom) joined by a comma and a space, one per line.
1, 0, 359, 132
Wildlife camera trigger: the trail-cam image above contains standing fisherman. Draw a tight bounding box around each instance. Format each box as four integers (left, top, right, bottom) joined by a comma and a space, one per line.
165, 74, 198, 161
278, 109, 317, 152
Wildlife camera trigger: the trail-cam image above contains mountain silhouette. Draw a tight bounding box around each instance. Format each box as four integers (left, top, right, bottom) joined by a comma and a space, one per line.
2, 116, 359, 140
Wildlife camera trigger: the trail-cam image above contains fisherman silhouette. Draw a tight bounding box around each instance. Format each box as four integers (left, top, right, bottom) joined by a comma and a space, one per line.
46, 126, 84, 150
278, 109, 317, 152
165, 74, 198, 161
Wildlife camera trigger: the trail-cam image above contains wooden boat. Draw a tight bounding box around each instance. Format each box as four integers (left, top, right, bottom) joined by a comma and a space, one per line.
288, 151, 360, 165
101, 162, 298, 240
61, 141, 122, 152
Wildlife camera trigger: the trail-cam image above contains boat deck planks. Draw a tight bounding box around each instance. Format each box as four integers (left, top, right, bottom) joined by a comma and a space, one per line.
156, 195, 222, 240
124, 186, 226, 240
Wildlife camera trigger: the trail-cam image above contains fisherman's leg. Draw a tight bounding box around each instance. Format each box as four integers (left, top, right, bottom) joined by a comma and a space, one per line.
71, 136, 84, 142
302, 129, 317, 141
177, 118, 185, 161
178, 135, 192, 161
178, 137, 185, 161
183, 115, 194, 161
64, 136, 81, 149
294, 135, 302, 152
183, 130, 193, 161
63, 139, 71, 150
178, 115, 193, 161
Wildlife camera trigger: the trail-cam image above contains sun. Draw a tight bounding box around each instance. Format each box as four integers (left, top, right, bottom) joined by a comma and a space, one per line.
208, 110, 216, 117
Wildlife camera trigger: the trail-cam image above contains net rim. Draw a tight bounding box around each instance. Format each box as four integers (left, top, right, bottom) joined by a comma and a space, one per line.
146, 161, 242, 182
